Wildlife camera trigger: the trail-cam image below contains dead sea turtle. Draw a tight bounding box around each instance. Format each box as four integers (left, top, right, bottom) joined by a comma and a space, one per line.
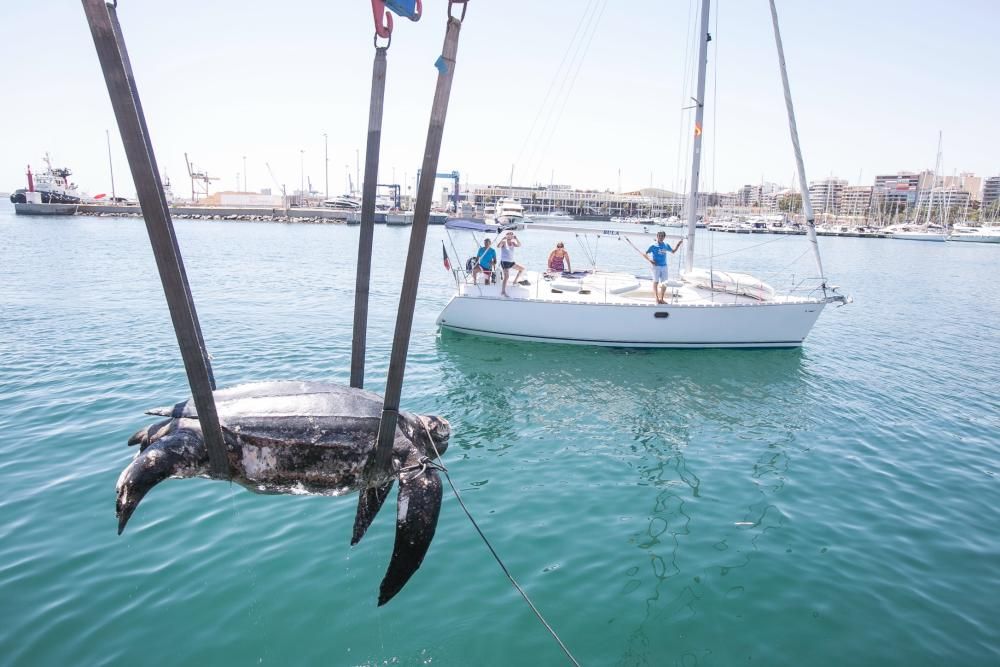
116, 380, 450, 605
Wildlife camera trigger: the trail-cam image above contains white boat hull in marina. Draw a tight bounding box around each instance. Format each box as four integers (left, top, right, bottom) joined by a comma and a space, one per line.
950, 230, 1000, 243
385, 212, 413, 226
890, 232, 947, 242
436, 273, 829, 348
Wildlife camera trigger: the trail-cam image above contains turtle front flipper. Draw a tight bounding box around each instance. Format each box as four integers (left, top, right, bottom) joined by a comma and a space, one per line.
377, 457, 443, 606
351, 481, 394, 546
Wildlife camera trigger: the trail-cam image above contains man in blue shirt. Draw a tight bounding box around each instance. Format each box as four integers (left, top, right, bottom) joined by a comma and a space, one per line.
473, 238, 497, 285
644, 231, 683, 304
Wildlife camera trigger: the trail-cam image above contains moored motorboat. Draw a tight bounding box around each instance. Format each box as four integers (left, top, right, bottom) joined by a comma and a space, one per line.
13, 202, 80, 216
489, 197, 526, 224
10, 154, 85, 211
949, 225, 1000, 243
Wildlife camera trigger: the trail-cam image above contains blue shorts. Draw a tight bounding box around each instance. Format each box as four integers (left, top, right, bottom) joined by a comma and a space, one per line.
651, 265, 669, 283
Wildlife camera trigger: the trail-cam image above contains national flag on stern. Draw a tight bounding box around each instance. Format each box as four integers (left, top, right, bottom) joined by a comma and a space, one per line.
442, 241, 451, 271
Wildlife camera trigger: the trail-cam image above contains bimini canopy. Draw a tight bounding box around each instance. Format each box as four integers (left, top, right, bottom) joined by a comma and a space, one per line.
444, 218, 522, 233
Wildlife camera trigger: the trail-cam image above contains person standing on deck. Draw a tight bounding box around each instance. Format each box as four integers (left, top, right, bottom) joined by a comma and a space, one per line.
644, 231, 683, 304
497, 231, 524, 297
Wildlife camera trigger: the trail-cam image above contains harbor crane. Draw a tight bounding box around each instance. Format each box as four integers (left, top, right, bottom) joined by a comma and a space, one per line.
265, 161, 288, 210
416, 169, 460, 211
184, 153, 219, 203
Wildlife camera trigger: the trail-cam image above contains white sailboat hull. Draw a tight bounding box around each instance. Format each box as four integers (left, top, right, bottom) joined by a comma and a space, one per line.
891, 232, 947, 242
437, 286, 827, 348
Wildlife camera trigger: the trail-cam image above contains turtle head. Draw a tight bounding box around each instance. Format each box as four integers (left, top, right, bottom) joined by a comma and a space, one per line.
417, 415, 450, 457
116, 424, 209, 534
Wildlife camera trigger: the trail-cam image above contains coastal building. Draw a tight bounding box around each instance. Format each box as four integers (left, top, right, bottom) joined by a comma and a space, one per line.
917, 170, 937, 191
839, 186, 873, 218
916, 187, 972, 221
980, 176, 1000, 209
737, 185, 760, 207
941, 172, 982, 202
873, 172, 920, 210
808, 178, 846, 214
463, 184, 686, 219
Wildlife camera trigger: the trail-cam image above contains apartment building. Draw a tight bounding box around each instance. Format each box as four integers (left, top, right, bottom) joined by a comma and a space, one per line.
808, 178, 846, 214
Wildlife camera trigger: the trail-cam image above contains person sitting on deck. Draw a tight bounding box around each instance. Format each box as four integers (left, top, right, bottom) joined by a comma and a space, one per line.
547, 242, 571, 274
472, 238, 497, 285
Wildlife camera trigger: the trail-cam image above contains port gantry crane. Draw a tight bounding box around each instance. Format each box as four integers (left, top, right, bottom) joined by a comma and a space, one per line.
183, 153, 219, 203
416, 169, 460, 211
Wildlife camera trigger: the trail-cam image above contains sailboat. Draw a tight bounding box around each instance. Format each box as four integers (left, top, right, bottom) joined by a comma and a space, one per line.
887, 133, 949, 242
435, 0, 849, 348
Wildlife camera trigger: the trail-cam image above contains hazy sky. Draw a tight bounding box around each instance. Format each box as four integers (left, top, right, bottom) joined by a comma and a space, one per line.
3, 1, 998, 198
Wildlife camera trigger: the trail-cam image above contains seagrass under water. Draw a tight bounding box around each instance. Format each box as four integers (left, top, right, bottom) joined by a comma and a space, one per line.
1, 203, 998, 665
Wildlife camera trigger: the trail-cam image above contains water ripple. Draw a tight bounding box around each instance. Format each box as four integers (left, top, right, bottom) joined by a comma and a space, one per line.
1, 209, 998, 665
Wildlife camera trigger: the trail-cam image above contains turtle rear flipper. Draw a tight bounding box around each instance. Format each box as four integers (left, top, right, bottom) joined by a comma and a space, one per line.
351, 481, 394, 545
127, 417, 177, 451
377, 460, 443, 606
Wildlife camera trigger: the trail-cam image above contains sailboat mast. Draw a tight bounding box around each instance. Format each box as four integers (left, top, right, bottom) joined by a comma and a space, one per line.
684, 0, 711, 274
768, 0, 825, 282
926, 131, 942, 226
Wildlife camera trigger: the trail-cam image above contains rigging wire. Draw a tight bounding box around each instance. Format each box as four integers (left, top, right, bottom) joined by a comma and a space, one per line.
710, 0, 720, 197
574, 233, 600, 268
706, 231, 794, 258
420, 423, 582, 667
673, 0, 697, 196
525, 0, 610, 184
708, 1, 720, 277
512, 0, 600, 172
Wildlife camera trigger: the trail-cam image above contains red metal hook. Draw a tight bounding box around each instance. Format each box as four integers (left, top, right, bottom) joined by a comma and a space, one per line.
372, 0, 393, 39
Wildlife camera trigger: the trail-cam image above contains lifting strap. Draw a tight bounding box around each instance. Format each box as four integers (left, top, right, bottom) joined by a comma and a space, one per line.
350, 40, 388, 389
352, 1, 422, 389
364, 1, 468, 485
81, 0, 230, 477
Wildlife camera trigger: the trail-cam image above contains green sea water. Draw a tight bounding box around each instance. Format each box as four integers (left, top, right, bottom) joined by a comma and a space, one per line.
1, 202, 998, 665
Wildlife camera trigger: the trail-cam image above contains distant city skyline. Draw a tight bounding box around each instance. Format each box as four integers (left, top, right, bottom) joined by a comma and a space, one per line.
2, 1, 998, 199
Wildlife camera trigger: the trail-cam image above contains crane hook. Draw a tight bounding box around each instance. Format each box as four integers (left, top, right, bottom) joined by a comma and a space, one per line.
371, 0, 393, 39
